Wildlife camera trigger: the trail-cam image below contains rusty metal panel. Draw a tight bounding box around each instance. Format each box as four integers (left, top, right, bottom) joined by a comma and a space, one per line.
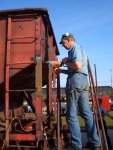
48, 34, 56, 61
5, 17, 11, 147
0, 19, 6, 84
11, 16, 36, 64
10, 133, 36, 141
0, 9, 59, 84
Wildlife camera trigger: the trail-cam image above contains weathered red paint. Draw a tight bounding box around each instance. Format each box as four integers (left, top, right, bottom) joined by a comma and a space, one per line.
10, 134, 36, 141
90, 95, 110, 111
0, 8, 60, 149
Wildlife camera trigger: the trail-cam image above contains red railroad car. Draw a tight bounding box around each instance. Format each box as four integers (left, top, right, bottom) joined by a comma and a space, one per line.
97, 95, 110, 111
0, 8, 60, 149
89, 95, 110, 111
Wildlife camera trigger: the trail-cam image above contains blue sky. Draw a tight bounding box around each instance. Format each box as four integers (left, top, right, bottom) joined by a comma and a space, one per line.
0, 0, 113, 87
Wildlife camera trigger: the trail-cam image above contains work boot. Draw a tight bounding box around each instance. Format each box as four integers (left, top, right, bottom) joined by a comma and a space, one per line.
67, 143, 82, 150
86, 142, 100, 150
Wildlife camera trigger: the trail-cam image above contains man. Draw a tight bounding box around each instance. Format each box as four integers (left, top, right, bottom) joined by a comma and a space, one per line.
54, 33, 100, 150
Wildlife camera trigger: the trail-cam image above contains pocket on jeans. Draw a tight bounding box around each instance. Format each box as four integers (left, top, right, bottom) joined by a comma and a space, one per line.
66, 78, 81, 93
66, 74, 88, 93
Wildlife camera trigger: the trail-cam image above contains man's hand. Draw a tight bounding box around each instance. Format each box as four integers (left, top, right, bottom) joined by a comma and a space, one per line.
47, 61, 62, 68
53, 68, 61, 74
53, 61, 62, 68
62, 57, 68, 64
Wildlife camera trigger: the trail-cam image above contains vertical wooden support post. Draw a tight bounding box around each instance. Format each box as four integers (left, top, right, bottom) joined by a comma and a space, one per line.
35, 15, 42, 95
5, 17, 11, 147
35, 16, 41, 58
47, 35, 54, 115
47, 66, 53, 113
53, 72, 57, 115
35, 62, 42, 95
35, 61, 43, 144
57, 74, 61, 150
35, 16, 43, 143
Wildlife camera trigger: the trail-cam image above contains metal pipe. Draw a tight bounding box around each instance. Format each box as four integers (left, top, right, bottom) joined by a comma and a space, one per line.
57, 74, 61, 150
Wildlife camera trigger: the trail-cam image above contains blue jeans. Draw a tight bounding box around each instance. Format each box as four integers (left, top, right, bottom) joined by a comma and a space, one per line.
66, 73, 100, 148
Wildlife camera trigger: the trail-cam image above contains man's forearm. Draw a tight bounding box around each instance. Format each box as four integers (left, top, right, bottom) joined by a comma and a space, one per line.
66, 61, 82, 70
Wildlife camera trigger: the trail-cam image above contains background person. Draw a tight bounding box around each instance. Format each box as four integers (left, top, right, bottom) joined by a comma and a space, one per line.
97, 98, 112, 150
